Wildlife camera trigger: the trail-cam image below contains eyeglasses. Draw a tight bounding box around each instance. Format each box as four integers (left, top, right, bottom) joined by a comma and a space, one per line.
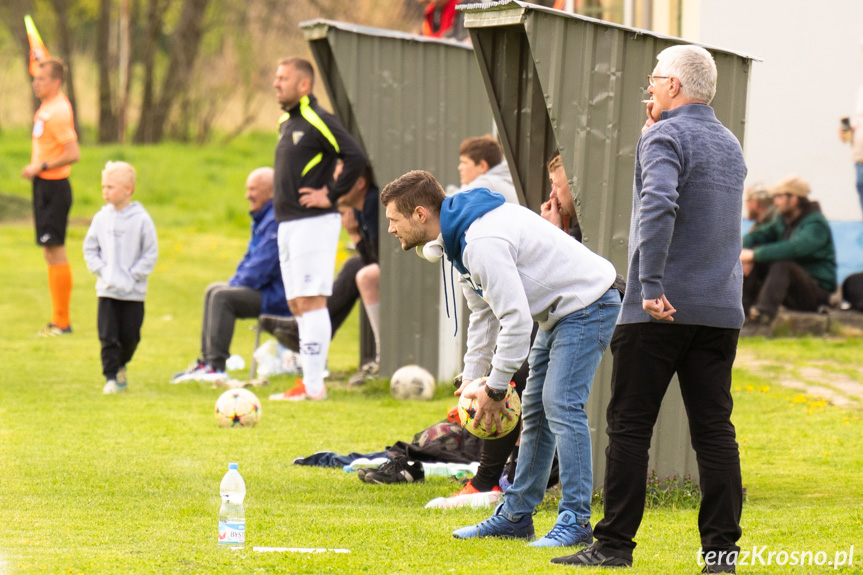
647, 75, 673, 87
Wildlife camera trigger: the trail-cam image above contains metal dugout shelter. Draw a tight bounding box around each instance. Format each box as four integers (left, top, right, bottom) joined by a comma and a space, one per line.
460, 0, 757, 484
301, 19, 495, 381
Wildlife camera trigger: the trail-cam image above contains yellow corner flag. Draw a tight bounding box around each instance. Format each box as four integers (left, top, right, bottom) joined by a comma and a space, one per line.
25, 15, 50, 77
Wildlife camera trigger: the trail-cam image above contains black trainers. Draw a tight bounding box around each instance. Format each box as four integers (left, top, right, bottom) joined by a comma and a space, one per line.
702, 563, 736, 573
550, 543, 633, 567
259, 315, 300, 352
359, 458, 424, 484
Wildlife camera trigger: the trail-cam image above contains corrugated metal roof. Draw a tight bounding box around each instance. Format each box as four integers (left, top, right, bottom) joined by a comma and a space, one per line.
459, 0, 763, 61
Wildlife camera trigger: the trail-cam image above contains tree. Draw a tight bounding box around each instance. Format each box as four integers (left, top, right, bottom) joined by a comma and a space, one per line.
50, 0, 82, 138
135, 0, 211, 143
1, 0, 41, 114
97, 0, 119, 142
134, 0, 169, 143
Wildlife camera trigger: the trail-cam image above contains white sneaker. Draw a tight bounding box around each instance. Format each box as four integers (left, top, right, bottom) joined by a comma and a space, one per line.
170, 363, 227, 384
103, 379, 128, 394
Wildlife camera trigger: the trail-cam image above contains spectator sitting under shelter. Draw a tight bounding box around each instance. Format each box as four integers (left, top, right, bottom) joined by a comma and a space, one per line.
171, 167, 290, 383
540, 153, 583, 241
740, 175, 837, 325
457, 135, 518, 204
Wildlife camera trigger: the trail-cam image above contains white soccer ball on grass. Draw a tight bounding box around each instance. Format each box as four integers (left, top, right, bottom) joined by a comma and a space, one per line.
390, 365, 436, 401
215, 388, 262, 428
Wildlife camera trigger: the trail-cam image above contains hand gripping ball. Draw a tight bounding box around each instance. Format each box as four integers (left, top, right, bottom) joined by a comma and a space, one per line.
457, 377, 521, 439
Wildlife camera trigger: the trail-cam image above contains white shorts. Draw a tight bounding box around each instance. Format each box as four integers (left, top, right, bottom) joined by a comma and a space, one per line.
278, 213, 342, 300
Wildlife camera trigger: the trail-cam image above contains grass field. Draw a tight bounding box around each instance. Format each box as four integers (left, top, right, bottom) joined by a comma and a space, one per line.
1, 132, 862, 574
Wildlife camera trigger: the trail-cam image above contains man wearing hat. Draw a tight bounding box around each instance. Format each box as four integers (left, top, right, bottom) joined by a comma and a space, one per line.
740, 175, 837, 323
744, 182, 777, 233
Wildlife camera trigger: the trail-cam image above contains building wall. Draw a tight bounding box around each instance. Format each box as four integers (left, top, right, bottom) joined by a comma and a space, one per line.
686, 0, 863, 221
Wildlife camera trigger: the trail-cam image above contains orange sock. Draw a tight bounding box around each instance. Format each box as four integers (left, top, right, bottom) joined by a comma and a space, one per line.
48, 263, 72, 329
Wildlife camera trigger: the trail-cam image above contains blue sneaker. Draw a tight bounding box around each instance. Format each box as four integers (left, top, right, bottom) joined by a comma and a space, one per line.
529, 510, 593, 548
453, 504, 535, 541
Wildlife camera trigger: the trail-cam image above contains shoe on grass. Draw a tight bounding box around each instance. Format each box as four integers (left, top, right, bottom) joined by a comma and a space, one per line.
348, 360, 380, 386
702, 562, 736, 573
452, 504, 535, 540
103, 378, 128, 394
170, 360, 227, 384
170, 359, 204, 382
425, 480, 502, 509
269, 380, 327, 401
454, 479, 501, 497
116, 366, 128, 387
550, 543, 632, 567
359, 457, 424, 484
529, 511, 592, 548
38, 323, 72, 337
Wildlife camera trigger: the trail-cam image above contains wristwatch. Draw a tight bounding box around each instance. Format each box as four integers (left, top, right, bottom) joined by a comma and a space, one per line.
484, 384, 508, 402
41, 162, 48, 172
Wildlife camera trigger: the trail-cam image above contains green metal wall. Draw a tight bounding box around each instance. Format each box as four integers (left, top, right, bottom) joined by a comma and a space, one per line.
462, 0, 756, 485
301, 20, 494, 380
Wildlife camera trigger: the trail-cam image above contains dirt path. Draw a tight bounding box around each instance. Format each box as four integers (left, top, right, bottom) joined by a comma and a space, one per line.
734, 349, 863, 409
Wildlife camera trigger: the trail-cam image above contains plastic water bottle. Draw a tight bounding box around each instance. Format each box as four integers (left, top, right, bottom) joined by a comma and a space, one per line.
218, 463, 246, 548
342, 457, 389, 473
421, 461, 479, 478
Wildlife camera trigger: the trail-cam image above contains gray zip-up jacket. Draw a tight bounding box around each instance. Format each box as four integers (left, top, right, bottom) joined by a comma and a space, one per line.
83, 201, 158, 301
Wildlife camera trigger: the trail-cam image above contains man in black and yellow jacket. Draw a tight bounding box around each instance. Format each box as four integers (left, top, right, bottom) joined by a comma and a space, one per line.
740, 175, 837, 323
269, 57, 367, 401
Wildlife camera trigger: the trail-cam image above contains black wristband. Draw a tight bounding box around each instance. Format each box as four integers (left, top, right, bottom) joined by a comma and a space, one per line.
484, 384, 507, 402
41, 162, 48, 172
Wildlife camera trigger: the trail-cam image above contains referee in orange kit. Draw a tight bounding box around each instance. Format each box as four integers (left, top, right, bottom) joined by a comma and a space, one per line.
21, 59, 80, 336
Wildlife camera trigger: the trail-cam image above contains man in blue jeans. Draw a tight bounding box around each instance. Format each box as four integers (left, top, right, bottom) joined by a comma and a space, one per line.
553, 45, 746, 572
381, 170, 620, 548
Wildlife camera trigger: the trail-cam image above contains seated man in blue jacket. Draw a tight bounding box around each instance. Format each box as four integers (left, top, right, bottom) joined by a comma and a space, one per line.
172, 167, 290, 382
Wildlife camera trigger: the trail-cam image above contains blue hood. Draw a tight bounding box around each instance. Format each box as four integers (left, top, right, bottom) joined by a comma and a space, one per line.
440, 188, 505, 275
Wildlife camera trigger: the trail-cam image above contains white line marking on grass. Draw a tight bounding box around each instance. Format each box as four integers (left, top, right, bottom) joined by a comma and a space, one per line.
254, 547, 350, 553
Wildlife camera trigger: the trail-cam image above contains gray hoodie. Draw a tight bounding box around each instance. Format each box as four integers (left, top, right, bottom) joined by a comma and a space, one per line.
455, 202, 616, 391
83, 201, 158, 301
459, 160, 519, 204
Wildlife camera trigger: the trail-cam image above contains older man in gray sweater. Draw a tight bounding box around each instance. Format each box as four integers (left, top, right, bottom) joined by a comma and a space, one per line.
554, 45, 746, 572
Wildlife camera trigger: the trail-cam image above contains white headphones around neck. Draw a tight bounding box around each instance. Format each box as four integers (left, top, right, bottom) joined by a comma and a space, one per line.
416, 234, 445, 263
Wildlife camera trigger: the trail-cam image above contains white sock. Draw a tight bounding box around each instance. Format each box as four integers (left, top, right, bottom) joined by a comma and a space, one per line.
299, 307, 330, 396
364, 302, 381, 361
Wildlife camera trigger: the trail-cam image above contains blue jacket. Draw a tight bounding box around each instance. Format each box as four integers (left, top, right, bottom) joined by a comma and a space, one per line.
229, 200, 290, 316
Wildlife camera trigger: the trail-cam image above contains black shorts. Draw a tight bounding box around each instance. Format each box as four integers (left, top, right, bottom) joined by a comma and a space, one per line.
33, 177, 72, 247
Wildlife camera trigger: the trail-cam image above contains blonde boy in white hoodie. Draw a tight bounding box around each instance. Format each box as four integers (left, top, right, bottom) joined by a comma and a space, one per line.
83, 161, 158, 394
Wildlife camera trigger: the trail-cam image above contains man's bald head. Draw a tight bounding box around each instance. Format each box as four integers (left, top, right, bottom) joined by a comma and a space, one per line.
245, 167, 274, 212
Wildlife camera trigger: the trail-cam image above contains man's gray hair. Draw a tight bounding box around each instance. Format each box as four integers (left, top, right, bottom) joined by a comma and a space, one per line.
655, 45, 717, 104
